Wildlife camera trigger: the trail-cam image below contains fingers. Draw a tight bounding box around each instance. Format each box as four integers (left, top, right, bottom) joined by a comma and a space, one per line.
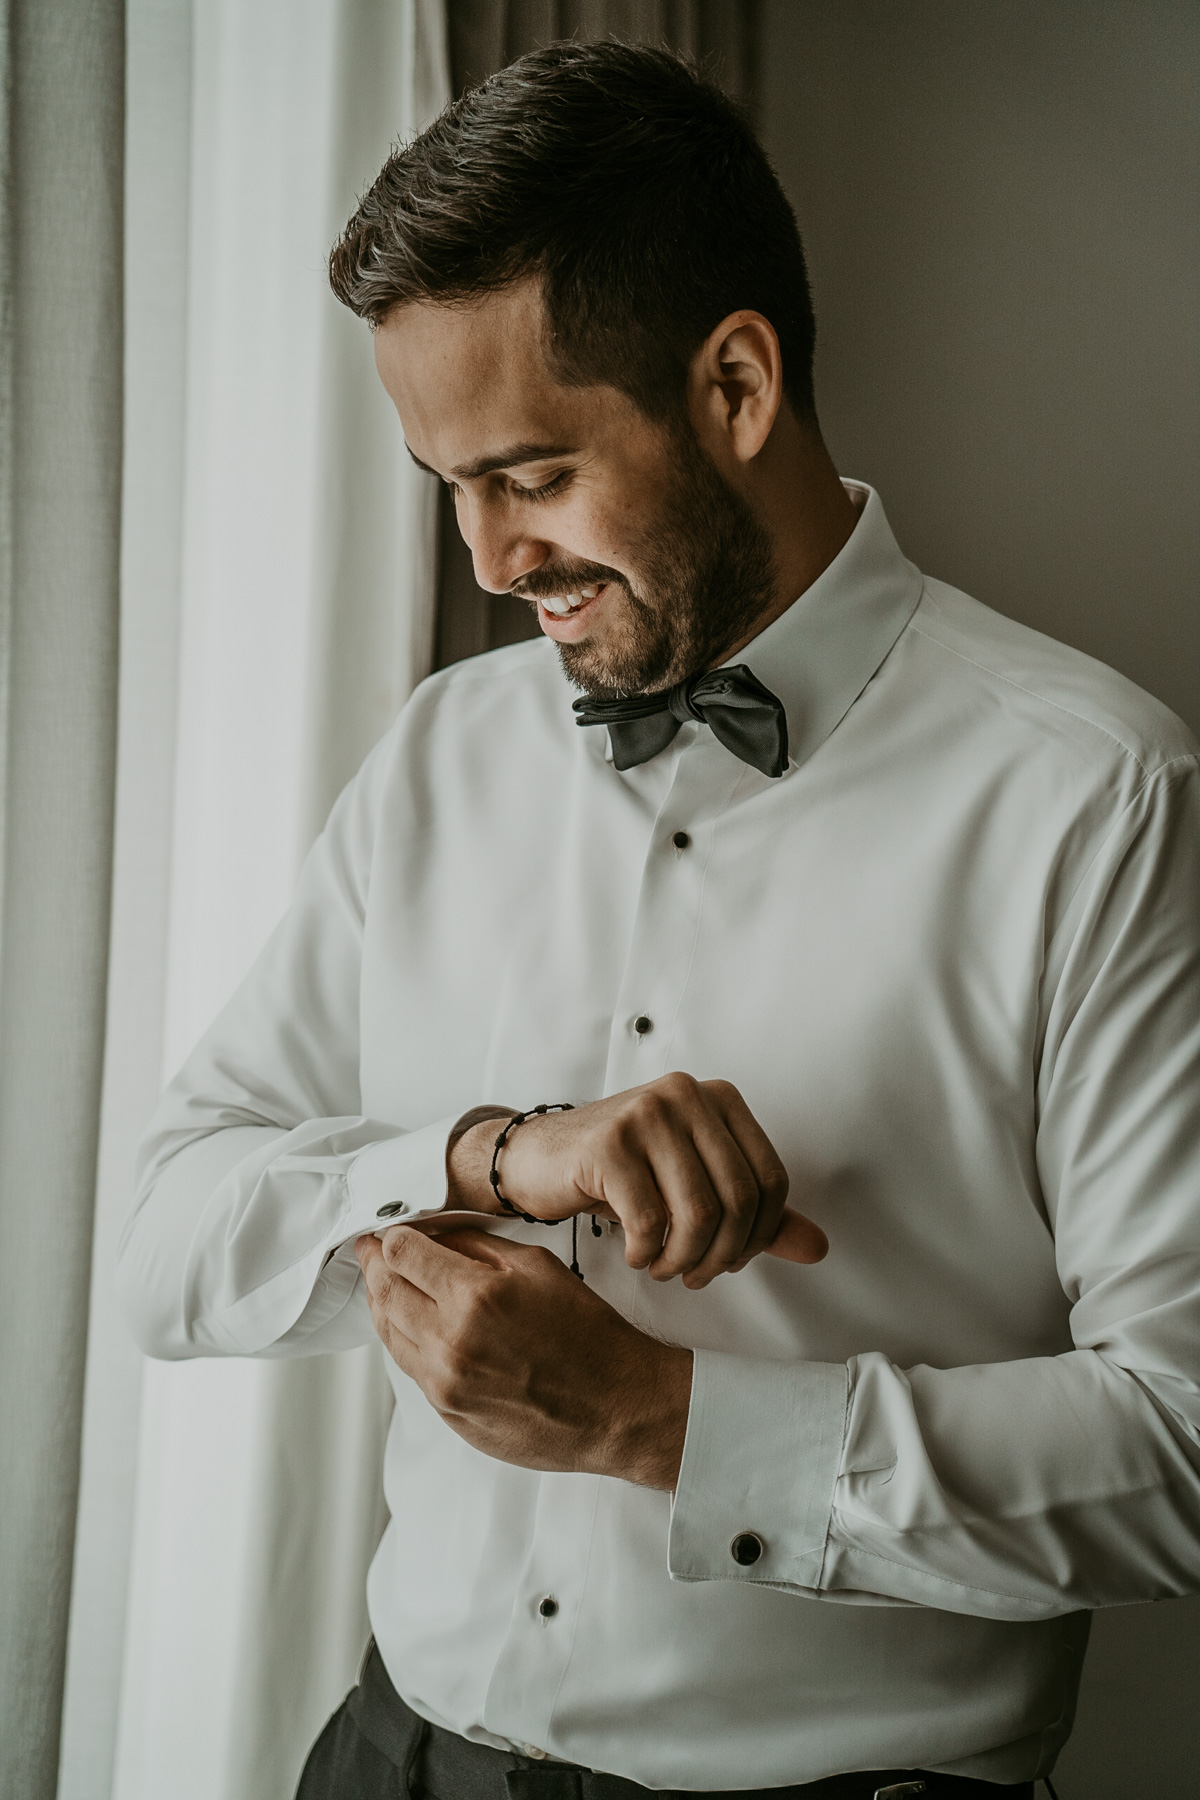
373, 1223, 489, 1301
356, 1233, 432, 1322
622, 1077, 792, 1286
354, 1234, 424, 1370
596, 1147, 670, 1272
664, 1082, 789, 1286
419, 1226, 552, 1271
705, 1081, 790, 1250
764, 1208, 828, 1265
355, 1232, 388, 1287
642, 1125, 742, 1283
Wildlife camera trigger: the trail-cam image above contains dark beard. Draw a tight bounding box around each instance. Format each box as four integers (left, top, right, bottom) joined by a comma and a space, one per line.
517, 425, 777, 698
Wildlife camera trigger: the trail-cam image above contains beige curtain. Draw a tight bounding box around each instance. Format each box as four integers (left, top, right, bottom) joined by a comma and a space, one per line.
434, 0, 759, 665
447, 0, 758, 103
0, 4, 125, 1798
0, 5, 450, 1799
56, 12, 193, 1798
99, 6, 450, 1800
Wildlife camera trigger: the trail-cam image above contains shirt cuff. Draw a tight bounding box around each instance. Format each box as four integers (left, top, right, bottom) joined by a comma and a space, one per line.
340, 1114, 464, 1240
668, 1349, 849, 1592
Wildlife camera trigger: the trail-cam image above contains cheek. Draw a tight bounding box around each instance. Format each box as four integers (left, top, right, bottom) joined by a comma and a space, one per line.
558, 490, 646, 575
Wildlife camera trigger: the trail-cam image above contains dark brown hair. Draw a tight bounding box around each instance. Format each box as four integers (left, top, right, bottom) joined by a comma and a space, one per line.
329, 40, 817, 422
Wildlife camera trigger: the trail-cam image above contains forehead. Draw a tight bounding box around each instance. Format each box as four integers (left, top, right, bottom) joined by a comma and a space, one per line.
372, 279, 633, 473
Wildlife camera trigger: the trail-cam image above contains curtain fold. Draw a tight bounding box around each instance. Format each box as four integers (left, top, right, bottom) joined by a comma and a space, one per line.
55, 6, 192, 1797
100, 6, 450, 1800
0, 4, 125, 1798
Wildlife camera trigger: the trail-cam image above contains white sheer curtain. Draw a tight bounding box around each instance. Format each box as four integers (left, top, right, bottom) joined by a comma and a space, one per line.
57, 4, 449, 1798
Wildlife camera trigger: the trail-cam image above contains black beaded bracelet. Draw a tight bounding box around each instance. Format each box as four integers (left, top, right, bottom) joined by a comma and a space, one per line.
489, 1103, 575, 1223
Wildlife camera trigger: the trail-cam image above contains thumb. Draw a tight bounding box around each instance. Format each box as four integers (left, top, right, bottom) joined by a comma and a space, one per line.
765, 1207, 828, 1265
423, 1225, 551, 1272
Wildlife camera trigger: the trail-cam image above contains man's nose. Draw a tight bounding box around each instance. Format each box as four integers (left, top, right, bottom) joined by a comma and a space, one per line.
458, 491, 548, 595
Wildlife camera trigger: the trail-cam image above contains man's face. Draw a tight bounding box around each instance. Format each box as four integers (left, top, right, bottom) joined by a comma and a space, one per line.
374, 280, 775, 696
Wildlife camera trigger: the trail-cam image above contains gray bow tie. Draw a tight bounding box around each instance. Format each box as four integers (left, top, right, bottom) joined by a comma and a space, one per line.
572, 664, 789, 778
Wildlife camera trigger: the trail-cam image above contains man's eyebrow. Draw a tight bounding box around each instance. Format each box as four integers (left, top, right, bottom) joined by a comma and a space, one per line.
405, 442, 579, 480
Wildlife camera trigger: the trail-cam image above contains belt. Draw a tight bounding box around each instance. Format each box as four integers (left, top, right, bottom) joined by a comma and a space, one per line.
347, 1645, 1035, 1800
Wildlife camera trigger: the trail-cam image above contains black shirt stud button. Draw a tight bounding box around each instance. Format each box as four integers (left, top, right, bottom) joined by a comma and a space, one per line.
538, 1596, 558, 1618
634, 1014, 653, 1036
730, 1532, 764, 1566
671, 830, 690, 850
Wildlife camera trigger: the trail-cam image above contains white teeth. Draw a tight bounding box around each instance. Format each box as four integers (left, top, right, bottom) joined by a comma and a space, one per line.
541, 589, 596, 617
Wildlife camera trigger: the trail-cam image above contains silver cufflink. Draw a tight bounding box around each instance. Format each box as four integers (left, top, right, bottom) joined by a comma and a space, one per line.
874, 1784, 927, 1800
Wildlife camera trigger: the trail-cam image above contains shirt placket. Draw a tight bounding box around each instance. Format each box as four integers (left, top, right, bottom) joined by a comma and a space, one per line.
477, 733, 746, 1757
602, 735, 747, 1093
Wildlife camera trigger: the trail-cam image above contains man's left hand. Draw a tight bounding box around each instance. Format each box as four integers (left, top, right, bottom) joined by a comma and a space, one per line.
355, 1226, 693, 1490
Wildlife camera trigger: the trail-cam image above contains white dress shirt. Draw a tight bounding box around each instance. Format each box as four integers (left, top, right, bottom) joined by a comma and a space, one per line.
117, 485, 1200, 1790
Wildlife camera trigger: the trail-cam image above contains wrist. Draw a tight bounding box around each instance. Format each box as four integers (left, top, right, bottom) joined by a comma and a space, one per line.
603, 1340, 694, 1492
445, 1109, 513, 1213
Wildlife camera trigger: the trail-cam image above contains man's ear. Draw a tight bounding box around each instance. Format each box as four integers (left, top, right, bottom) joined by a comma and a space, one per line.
686, 310, 784, 467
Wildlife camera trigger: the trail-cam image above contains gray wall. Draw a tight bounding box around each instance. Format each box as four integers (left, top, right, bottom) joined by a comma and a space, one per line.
759, 4, 1198, 1794
761, 0, 1198, 736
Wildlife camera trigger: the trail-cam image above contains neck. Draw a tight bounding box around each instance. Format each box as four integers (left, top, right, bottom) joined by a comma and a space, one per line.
718, 417, 859, 666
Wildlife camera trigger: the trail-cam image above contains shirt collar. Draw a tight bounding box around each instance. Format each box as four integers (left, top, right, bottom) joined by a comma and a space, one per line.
586, 481, 922, 774
728, 481, 923, 775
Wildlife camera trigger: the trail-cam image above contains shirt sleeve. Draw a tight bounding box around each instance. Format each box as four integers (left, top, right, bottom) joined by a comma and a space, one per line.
670, 757, 1200, 1619
116, 726, 465, 1361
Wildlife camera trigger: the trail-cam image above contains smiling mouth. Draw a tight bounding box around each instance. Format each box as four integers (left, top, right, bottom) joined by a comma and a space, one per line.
536, 582, 604, 618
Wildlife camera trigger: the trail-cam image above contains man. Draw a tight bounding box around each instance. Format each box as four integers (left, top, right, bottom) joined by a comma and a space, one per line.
117, 41, 1200, 1800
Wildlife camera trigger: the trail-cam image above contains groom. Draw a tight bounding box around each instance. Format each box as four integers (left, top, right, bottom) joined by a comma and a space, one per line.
119, 40, 1200, 1800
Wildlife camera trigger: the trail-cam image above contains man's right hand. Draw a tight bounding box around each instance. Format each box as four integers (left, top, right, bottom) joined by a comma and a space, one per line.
445, 1073, 827, 1290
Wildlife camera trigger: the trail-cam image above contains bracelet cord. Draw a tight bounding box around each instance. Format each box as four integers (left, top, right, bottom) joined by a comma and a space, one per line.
489, 1104, 583, 1277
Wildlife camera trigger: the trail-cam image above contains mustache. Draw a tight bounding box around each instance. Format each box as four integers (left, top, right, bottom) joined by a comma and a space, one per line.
512, 562, 627, 601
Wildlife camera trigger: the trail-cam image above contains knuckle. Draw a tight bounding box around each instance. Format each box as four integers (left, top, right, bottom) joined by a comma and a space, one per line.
382, 1237, 411, 1273
457, 1282, 493, 1333
625, 1203, 665, 1241
633, 1089, 670, 1127
704, 1077, 739, 1104
610, 1110, 645, 1151
426, 1373, 456, 1414
762, 1163, 790, 1199
678, 1187, 720, 1226
725, 1177, 760, 1215
430, 1346, 470, 1410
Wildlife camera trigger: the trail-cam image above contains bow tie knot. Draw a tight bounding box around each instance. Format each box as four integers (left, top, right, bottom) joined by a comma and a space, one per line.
572, 665, 789, 778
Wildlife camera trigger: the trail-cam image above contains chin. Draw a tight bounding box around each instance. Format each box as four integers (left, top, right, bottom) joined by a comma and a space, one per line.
555, 637, 675, 699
